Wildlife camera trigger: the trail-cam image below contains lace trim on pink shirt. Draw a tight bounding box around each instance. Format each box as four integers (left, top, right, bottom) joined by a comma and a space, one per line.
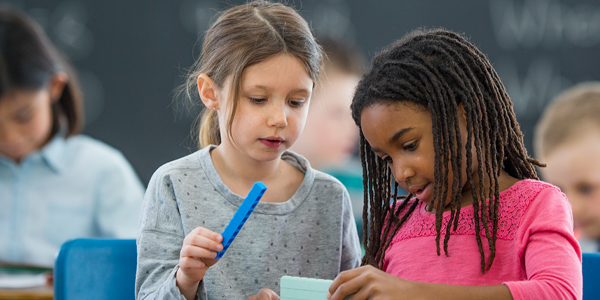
388, 179, 557, 246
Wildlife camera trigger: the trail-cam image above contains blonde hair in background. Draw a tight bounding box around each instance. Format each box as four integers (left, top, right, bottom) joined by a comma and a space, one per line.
534, 82, 600, 159
180, 0, 322, 149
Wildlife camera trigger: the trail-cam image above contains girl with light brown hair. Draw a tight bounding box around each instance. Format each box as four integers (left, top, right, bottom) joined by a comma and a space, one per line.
135, 2, 361, 299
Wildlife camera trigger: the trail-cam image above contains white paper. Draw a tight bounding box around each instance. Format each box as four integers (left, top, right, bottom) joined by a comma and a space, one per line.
0, 272, 47, 288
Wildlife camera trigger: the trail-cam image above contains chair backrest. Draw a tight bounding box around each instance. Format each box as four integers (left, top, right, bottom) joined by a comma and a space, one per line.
54, 238, 137, 300
583, 252, 600, 300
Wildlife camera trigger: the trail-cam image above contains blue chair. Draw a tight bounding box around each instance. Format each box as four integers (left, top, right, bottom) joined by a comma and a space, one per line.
54, 238, 137, 300
583, 252, 600, 300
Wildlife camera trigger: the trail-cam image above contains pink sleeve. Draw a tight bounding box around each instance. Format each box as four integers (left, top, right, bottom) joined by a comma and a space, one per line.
504, 187, 583, 300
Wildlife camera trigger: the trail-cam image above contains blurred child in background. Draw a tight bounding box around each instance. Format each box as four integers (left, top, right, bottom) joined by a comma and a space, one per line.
289, 36, 366, 242
290, 36, 364, 171
0, 6, 144, 268
535, 82, 600, 253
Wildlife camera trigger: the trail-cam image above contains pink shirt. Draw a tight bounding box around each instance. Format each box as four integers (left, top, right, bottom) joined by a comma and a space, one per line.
382, 179, 582, 300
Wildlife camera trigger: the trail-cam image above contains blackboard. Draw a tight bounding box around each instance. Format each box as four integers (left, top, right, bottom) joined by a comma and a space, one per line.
5, 0, 600, 185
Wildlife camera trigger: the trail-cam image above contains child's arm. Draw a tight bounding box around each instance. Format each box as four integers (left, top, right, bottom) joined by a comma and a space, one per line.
177, 181, 265, 298
176, 227, 223, 300
136, 167, 218, 300
502, 187, 582, 299
327, 265, 513, 300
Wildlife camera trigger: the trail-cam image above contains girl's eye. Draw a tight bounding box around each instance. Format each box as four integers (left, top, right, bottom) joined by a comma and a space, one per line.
403, 141, 417, 151
289, 100, 304, 107
383, 156, 393, 165
249, 97, 266, 104
576, 183, 595, 195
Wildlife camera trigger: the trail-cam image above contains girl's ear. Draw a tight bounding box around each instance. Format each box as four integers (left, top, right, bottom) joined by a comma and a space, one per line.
197, 74, 220, 111
50, 72, 68, 103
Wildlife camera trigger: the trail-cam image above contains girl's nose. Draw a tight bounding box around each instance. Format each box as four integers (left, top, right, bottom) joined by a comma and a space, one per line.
391, 159, 415, 184
267, 102, 288, 128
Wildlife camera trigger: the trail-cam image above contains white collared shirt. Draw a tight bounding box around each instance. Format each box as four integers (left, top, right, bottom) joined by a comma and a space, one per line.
0, 134, 145, 267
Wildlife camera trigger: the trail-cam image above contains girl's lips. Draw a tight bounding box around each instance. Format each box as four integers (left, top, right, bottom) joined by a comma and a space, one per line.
259, 138, 284, 149
415, 183, 432, 203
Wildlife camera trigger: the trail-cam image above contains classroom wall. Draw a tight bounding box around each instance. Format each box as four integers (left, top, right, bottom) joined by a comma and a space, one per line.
4, 0, 600, 185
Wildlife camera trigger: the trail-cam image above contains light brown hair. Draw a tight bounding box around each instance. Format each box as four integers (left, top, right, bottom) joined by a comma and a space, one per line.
535, 82, 600, 159
181, 0, 322, 149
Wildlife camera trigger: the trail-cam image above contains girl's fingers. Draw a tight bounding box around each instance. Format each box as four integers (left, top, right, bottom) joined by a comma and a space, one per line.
248, 288, 280, 300
184, 227, 224, 252
345, 288, 369, 300
327, 268, 363, 300
191, 227, 223, 242
328, 280, 361, 300
180, 243, 219, 259
179, 227, 224, 261
179, 256, 206, 269
190, 234, 223, 252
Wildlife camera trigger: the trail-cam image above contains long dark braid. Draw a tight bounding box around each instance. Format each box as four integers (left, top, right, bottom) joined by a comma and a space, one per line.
352, 28, 543, 272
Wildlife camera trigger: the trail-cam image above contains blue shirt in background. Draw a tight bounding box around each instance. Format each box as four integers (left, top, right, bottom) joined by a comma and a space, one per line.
0, 135, 145, 267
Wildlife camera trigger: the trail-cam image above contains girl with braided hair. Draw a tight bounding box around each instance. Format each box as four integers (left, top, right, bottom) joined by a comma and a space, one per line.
327, 28, 582, 300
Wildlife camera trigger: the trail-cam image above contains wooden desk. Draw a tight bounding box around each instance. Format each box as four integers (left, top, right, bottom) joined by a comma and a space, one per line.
0, 286, 52, 300
0, 262, 53, 299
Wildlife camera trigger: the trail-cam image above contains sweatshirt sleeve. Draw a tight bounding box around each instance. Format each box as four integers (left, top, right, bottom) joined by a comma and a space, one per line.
504, 187, 583, 300
135, 169, 207, 300
340, 188, 362, 271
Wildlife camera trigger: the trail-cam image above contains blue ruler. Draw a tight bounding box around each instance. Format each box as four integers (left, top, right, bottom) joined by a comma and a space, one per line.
215, 181, 267, 259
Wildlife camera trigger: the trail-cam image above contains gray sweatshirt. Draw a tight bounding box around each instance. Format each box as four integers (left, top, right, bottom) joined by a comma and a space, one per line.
135, 146, 361, 300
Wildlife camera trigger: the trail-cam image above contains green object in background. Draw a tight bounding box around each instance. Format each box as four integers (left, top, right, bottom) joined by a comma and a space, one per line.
324, 162, 364, 193
0, 264, 52, 274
